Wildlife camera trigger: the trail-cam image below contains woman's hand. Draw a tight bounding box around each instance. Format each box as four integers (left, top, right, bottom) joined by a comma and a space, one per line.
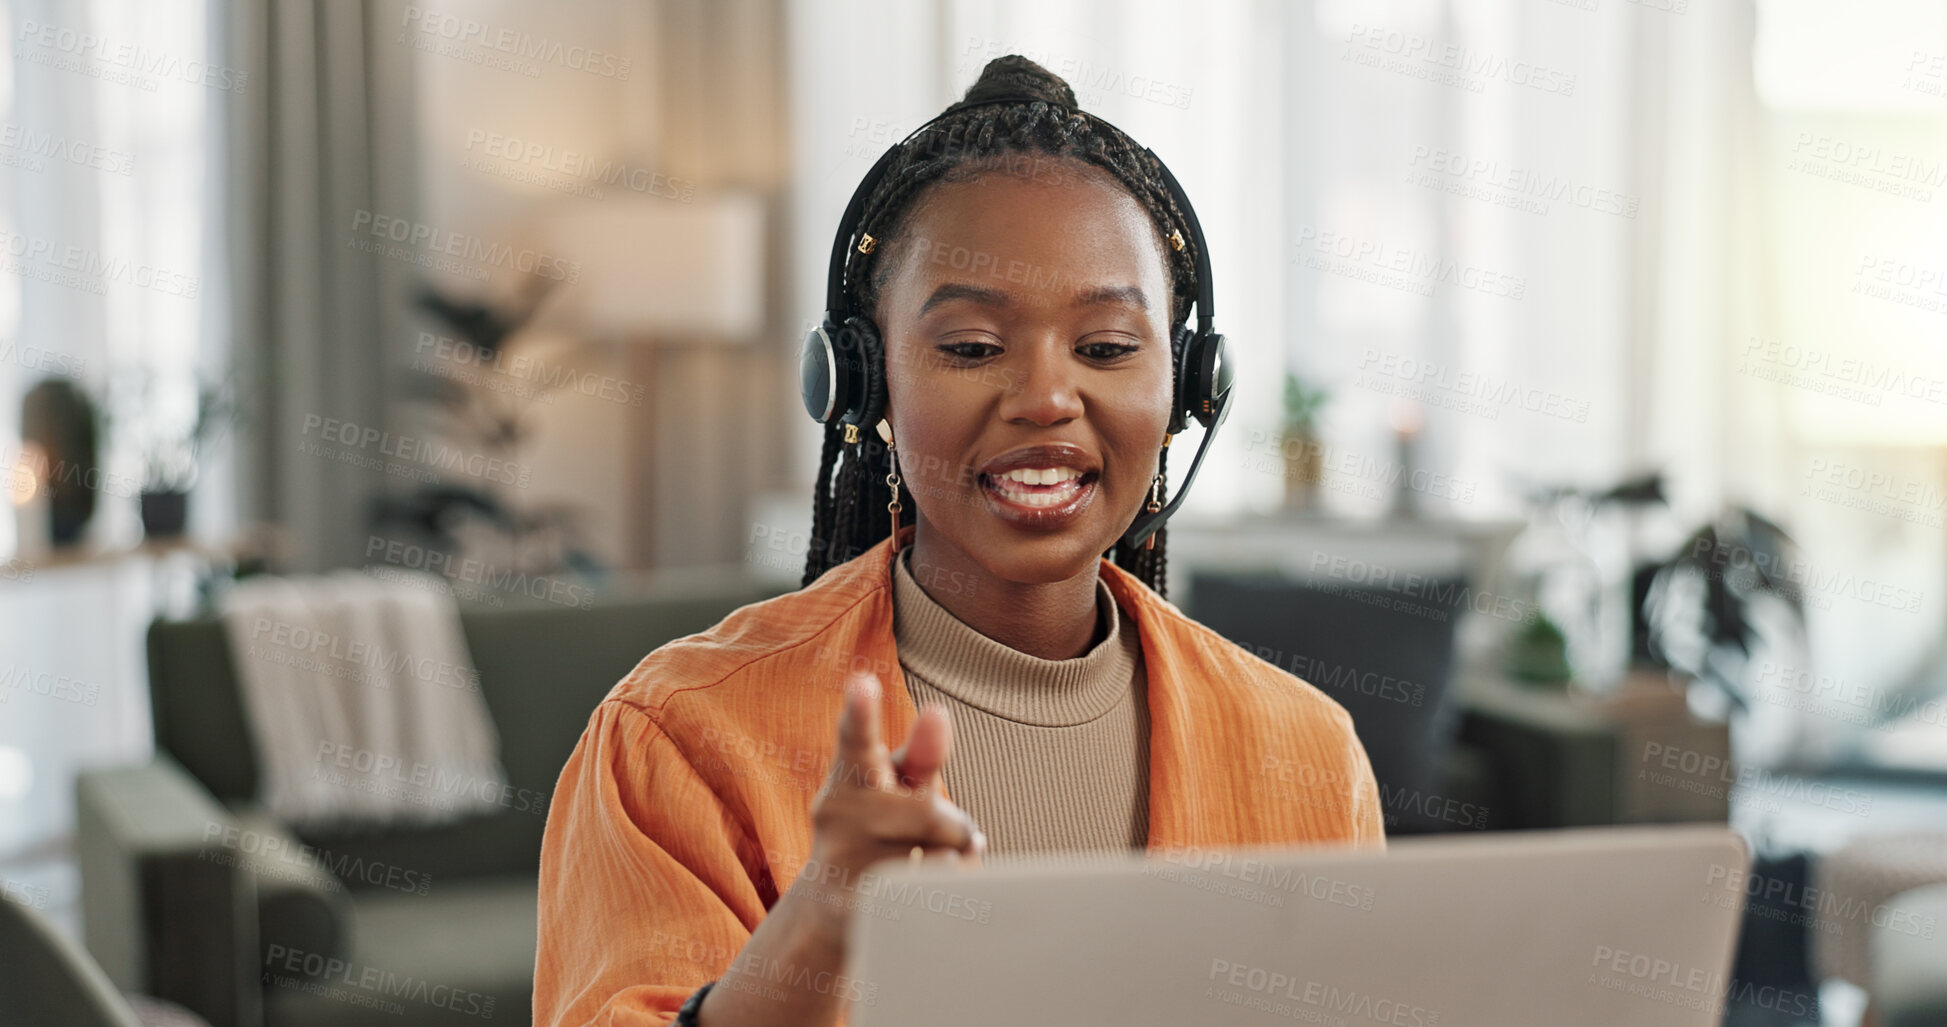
804, 672, 987, 899
696, 672, 984, 1027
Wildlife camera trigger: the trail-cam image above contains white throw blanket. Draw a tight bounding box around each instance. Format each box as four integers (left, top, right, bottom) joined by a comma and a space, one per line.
219, 570, 508, 831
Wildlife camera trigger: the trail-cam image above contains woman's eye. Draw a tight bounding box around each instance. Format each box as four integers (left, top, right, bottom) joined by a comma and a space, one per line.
937, 340, 1000, 361
1079, 341, 1140, 360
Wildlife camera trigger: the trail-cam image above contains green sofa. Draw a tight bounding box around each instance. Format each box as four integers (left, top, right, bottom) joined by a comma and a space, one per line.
75, 577, 783, 1027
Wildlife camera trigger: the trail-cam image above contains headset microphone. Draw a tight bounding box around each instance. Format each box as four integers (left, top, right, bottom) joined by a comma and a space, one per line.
801, 95, 1234, 553
1121, 362, 1231, 549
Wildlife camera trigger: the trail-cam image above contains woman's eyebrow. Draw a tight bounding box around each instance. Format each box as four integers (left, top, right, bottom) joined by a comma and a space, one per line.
918, 281, 1012, 315
917, 281, 1150, 316
1071, 284, 1148, 311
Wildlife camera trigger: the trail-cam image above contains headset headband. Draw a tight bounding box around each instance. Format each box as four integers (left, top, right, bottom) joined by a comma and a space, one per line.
823, 96, 1215, 337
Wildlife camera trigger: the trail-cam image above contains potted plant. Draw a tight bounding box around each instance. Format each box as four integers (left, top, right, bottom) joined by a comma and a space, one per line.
1643, 507, 1807, 716
111, 369, 238, 540
1281, 372, 1329, 511
370, 282, 602, 582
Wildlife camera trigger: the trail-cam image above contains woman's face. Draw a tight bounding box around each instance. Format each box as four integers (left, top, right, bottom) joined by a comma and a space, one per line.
876, 159, 1176, 584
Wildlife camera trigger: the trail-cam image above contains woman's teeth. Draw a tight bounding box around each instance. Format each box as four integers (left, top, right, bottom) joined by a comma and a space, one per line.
987, 466, 1087, 508
998, 467, 1082, 486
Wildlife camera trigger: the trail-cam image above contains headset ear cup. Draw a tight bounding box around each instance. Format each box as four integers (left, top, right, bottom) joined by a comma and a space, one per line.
842, 315, 887, 430
1173, 329, 1232, 430
1195, 332, 1230, 428
800, 320, 842, 423
1169, 324, 1196, 434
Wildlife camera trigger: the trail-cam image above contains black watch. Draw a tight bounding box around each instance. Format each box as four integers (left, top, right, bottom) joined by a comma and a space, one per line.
673, 981, 716, 1026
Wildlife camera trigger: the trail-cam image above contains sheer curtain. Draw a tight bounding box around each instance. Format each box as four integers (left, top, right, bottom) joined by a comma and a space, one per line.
1, 0, 223, 549
1740, 0, 1947, 771
0, 0, 226, 934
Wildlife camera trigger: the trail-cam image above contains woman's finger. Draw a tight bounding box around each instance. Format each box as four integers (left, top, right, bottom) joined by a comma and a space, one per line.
825, 672, 891, 794
889, 702, 953, 794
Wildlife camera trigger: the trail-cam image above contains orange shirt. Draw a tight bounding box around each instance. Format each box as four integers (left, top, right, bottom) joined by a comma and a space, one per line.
533, 526, 1385, 1026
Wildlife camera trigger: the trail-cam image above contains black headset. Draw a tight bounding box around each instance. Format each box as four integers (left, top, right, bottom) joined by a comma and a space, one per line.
799, 95, 1233, 550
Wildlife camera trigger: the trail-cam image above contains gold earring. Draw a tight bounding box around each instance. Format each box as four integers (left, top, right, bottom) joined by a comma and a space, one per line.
1142, 470, 1164, 551
879, 419, 904, 552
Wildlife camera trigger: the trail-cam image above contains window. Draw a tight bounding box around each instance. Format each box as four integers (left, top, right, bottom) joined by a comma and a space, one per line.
0, 0, 223, 924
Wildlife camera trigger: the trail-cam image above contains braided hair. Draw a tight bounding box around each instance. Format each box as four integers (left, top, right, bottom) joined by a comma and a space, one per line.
801, 55, 1200, 597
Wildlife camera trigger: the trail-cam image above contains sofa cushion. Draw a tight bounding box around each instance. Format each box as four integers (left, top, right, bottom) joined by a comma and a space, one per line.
259, 876, 535, 1027
1875, 882, 1947, 1027
1813, 831, 1947, 987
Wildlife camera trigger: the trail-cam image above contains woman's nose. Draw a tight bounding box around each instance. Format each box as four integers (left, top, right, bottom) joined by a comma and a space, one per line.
997, 343, 1084, 427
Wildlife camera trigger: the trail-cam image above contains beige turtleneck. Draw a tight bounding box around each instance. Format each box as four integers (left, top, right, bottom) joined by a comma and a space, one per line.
891, 547, 1150, 858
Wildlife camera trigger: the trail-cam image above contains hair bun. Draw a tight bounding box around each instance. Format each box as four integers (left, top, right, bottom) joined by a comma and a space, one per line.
955, 55, 1077, 110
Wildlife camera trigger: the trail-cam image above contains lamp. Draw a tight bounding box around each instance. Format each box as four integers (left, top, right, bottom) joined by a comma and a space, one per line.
8, 442, 50, 559
527, 190, 768, 568
534, 191, 766, 343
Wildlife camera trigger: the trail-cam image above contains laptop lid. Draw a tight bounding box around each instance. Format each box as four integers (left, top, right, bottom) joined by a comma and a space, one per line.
845, 824, 1749, 1027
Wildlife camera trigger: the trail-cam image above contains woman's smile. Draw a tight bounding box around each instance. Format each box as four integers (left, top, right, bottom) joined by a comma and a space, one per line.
974, 442, 1103, 529
979, 466, 1100, 524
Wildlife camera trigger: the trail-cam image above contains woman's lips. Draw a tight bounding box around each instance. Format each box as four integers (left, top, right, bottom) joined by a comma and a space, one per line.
977, 469, 1100, 528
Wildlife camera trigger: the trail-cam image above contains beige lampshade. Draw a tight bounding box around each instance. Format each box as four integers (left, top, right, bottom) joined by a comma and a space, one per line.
536, 190, 765, 342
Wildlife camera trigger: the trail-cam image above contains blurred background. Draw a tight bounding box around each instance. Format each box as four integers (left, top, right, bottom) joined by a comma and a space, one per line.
0, 1, 1944, 1025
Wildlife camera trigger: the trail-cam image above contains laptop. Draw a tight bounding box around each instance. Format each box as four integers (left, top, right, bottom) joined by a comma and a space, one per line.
845, 824, 1749, 1027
